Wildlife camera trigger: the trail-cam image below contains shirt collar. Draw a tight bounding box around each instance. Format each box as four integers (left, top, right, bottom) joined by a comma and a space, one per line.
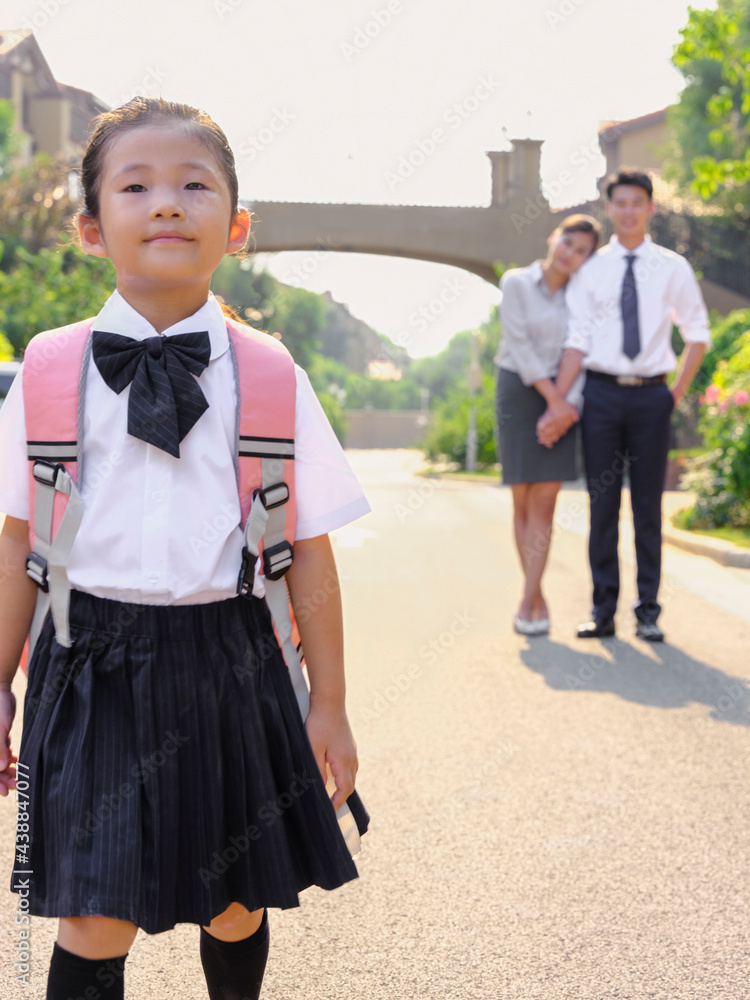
92, 290, 229, 361
529, 259, 562, 297
609, 233, 652, 259
530, 259, 545, 286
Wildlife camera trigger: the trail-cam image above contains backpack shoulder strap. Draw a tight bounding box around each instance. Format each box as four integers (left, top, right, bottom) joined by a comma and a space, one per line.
22, 319, 93, 653
226, 318, 296, 577
227, 318, 363, 856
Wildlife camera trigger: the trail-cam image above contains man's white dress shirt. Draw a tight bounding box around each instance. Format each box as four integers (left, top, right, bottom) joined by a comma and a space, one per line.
564, 234, 710, 375
0, 291, 370, 604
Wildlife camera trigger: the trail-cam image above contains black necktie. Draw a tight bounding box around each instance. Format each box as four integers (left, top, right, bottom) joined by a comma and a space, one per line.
92, 329, 212, 458
621, 254, 641, 360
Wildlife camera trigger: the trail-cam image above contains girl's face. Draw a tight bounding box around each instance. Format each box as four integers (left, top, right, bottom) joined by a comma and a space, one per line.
547, 229, 596, 279
79, 123, 249, 298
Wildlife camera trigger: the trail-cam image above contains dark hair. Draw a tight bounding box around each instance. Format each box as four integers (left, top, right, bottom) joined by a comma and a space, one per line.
605, 168, 653, 201
79, 97, 241, 220
554, 213, 601, 254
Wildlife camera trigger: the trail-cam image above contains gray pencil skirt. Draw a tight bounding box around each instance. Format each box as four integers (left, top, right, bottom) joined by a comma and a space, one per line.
495, 367, 579, 484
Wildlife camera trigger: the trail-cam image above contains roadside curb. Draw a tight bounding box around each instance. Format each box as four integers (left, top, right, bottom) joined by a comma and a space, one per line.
663, 522, 750, 568
421, 470, 750, 569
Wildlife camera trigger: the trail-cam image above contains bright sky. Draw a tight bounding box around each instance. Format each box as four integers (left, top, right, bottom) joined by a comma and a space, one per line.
6, 0, 714, 356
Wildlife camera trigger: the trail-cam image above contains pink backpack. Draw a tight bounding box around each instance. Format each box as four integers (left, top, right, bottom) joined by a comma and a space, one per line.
21, 315, 365, 855
23, 316, 295, 585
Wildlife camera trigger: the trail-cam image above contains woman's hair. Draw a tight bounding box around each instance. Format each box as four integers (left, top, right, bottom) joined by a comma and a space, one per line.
79, 97, 241, 220
553, 213, 601, 255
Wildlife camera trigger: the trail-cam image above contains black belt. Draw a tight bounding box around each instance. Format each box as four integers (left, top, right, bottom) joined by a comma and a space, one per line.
586, 370, 667, 387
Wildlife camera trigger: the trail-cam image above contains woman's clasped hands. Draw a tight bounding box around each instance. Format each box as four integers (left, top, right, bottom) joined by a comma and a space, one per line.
536, 397, 579, 449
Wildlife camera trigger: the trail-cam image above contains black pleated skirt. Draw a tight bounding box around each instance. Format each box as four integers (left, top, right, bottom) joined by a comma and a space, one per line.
496, 367, 579, 484
11, 590, 360, 935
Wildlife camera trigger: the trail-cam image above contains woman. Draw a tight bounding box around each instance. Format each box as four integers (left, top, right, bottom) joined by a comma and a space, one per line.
495, 214, 600, 636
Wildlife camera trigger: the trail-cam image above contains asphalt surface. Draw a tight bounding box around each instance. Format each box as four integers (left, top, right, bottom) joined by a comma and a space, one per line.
2, 449, 749, 999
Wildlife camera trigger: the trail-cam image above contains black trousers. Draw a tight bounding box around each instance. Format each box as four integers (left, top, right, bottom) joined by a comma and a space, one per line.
581, 377, 674, 621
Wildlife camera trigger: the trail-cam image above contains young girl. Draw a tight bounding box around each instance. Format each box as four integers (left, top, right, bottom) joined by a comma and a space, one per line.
0, 97, 370, 1000
494, 214, 600, 636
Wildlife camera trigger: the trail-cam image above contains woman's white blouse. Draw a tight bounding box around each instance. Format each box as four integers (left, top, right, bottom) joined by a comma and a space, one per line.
0, 291, 370, 604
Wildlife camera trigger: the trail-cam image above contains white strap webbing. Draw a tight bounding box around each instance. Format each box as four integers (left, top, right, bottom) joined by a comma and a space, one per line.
242, 493, 362, 858
28, 466, 84, 657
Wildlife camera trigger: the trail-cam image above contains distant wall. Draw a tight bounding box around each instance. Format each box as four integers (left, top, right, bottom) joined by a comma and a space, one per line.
699, 278, 750, 315
602, 121, 668, 178
344, 409, 432, 449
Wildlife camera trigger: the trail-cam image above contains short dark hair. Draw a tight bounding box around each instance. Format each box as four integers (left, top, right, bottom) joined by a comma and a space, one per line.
606, 168, 653, 201
555, 213, 601, 254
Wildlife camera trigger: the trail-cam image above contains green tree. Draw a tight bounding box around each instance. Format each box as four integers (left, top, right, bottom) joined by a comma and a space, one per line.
0, 332, 14, 361
0, 245, 113, 353
0, 99, 18, 177
422, 372, 498, 467
0, 155, 80, 267
667, 0, 750, 220
210, 256, 276, 326
267, 285, 325, 369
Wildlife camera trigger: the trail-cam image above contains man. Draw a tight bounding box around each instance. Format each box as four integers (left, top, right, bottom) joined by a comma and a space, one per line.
539, 169, 709, 641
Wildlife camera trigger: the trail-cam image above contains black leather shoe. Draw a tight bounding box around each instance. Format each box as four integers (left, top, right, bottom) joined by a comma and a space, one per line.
635, 620, 664, 642
576, 617, 615, 639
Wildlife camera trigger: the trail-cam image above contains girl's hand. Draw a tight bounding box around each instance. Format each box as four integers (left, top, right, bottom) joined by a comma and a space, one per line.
305, 703, 358, 811
0, 689, 18, 796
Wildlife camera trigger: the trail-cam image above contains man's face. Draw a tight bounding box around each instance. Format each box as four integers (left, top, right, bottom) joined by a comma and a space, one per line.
606, 184, 654, 243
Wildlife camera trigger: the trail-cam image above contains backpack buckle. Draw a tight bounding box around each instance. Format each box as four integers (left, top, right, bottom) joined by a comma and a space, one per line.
26, 551, 50, 592
32, 459, 64, 488
262, 540, 294, 581
236, 546, 254, 599
254, 482, 289, 510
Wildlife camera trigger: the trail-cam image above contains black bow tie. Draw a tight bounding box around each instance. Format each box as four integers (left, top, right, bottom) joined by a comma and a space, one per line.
91, 329, 212, 458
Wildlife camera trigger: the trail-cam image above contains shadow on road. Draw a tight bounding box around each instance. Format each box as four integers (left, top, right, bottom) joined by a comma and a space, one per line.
519, 638, 750, 727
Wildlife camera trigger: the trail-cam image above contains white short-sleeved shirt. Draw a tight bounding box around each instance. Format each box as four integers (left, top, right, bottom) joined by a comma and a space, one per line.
0, 291, 370, 604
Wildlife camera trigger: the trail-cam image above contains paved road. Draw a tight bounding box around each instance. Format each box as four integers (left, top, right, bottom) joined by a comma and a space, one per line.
3, 449, 749, 999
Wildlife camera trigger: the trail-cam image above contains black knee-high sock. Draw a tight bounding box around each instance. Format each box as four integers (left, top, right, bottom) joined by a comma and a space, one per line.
200, 909, 270, 1000
46, 941, 128, 1000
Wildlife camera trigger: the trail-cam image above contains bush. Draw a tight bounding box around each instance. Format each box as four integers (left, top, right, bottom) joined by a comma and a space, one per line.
315, 390, 347, 445
421, 372, 497, 467
679, 329, 750, 529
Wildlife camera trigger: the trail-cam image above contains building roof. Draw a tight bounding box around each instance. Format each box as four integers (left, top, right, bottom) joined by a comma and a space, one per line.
0, 28, 33, 56
598, 108, 668, 137
0, 28, 107, 132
